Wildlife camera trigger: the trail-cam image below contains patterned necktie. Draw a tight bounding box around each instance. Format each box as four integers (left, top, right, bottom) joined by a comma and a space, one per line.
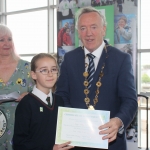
87, 53, 95, 89
46, 97, 51, 107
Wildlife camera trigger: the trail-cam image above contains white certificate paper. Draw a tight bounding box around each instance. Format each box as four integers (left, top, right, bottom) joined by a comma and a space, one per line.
0, 91, 20, 102
55, 107, 110, 149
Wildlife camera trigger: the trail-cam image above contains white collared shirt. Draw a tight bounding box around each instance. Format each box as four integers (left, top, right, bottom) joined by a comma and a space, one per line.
84, 41, 105, 71
32, 85, 53, 105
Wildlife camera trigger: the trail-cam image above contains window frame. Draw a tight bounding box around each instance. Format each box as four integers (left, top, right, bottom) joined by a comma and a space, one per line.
0, 0, 57, 59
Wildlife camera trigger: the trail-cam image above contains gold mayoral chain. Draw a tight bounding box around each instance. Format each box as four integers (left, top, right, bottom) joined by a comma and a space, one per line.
83, 45, 109, 110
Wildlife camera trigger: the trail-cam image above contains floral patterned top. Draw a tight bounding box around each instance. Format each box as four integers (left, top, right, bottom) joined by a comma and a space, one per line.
0, 59, 34, 150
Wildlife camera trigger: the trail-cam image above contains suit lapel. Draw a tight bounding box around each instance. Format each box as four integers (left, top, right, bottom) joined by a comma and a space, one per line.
76, 47, 85, 86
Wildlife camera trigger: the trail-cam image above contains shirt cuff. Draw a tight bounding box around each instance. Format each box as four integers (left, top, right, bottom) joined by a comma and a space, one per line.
115, 117, 124, 134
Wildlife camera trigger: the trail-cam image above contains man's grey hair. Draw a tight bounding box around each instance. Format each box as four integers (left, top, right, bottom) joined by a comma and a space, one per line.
75, 6, 107, 30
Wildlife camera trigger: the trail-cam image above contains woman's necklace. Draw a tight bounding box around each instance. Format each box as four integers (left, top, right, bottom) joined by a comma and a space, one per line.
83, 45, 109, 110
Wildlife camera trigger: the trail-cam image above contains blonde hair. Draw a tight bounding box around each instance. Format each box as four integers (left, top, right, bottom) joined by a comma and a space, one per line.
0, 24, 19, 61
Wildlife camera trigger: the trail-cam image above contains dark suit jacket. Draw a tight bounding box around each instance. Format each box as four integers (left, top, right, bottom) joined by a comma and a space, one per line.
56, 41, 137, 150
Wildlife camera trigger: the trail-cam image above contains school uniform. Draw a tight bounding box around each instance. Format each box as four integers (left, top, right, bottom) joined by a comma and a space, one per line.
13, 86, 64, 150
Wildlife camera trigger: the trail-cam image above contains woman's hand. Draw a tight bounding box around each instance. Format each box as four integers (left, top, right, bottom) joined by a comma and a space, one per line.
53, 141, 74, 150
16, 92, 28, 102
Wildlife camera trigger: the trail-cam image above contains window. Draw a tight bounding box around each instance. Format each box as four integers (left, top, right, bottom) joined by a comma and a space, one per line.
140, 53, 150, 93
6, 0, 47, 12
140, 1, 150, 49
138, 0, 150, 148
7, 10, 48, 55
0, 0, 57, 61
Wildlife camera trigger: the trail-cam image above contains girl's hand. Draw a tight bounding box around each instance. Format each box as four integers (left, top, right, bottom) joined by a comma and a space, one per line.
16, 92, 28, 102
53, 141, 74, 150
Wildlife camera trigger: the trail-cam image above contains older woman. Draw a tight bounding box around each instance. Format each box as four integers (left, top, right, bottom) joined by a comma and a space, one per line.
0, 24, 34, 150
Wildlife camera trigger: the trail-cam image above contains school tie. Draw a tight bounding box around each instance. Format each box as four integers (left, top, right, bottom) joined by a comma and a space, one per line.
46, 97, 51, 107
87, 53, 95, 89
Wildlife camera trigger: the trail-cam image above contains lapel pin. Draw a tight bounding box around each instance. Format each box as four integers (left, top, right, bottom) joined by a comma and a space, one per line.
40, 107, 43, 112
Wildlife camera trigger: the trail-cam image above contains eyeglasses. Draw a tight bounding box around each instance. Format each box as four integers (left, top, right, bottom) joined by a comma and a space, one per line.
36, 68, 58, 75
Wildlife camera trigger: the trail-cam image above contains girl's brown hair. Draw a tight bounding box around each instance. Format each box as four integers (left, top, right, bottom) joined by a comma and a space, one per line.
31, 53, 59, 73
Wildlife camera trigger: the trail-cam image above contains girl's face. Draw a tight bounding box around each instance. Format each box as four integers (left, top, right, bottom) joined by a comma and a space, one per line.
0, 34, 14, 57
31, 57, 58, 94
66, 28, 70, 35
118, 19, 126, 28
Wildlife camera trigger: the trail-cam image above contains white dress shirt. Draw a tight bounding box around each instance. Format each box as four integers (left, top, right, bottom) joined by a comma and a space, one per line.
84, 41, 105, 71
32, 85, 53, 105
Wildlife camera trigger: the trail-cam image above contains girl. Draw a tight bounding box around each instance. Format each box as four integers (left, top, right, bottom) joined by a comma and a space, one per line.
13, 53, 73, 150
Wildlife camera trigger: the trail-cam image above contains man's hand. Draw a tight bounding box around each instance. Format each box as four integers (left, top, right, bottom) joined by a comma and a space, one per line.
99, 118, 123, 143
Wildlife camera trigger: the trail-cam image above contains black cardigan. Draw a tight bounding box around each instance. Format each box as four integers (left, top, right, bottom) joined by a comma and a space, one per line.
13, 93, 64, 150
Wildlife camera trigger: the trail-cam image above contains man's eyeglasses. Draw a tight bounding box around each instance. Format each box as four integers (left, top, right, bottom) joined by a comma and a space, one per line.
36, 68, 58, 75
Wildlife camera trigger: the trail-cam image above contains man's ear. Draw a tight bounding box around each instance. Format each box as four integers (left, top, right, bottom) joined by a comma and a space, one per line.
31, 71, 37, 80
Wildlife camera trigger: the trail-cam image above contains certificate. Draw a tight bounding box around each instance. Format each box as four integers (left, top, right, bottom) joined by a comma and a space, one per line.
55, 107, 110, 149
0, 92, 20, 103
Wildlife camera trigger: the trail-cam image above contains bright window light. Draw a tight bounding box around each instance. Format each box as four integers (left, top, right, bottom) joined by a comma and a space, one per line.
6, 0, 47, 12
7, 10, 48, 55
141, 0, 150, 49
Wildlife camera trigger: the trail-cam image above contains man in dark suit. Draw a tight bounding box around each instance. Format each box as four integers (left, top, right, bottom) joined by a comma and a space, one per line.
56, 6, 137, 150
